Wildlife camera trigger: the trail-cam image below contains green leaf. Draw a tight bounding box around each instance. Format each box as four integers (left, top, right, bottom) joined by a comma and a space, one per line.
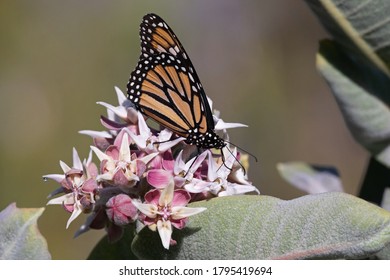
131, 193, 390, 259
317, 40, 390, 167
277, 161, 343, 194
305, 0, 390, 77
376, 243, 390, 259
0, 203, 50, 259
305, 1, 390, 166
88, 225, 138, 260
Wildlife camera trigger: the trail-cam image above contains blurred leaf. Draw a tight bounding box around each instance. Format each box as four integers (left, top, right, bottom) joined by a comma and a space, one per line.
381, 187, 390, 211
88, 224, 138, 260
317, 40, 390, 167
277, 161, 343, 194
305, 0, 390, 77
306, 1, 390, 201
0, 203, 50, 259
131, 193, 390, 259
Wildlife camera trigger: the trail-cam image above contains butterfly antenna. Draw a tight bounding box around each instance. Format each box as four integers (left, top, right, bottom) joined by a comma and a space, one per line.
217, 149, 232, 173
224, 140, 258, 162
183, 147, 202, 177
185, 155, 197, 177
222, 146, 247, 176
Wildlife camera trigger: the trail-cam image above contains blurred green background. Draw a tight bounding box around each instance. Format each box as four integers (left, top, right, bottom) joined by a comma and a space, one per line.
0, 0, 367, 259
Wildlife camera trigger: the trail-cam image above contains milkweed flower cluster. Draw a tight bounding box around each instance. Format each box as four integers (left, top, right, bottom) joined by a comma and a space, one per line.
44, 87, 258, 249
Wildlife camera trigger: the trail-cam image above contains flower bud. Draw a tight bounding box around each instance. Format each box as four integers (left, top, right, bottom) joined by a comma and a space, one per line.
105, 194, 138, 226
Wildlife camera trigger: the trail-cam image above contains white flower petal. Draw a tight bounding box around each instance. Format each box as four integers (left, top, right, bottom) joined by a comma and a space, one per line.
66, 202, 83, 229
207, 151, 219, 181
159, 178, 174, 206
125, 127, 147, 149
158, 136, 186, 152
215, 119, 248, 130
171, 206, 206, 219
220, 147, 236, 172
90, 146, 110, 162
114, 86, 127, 105
229, 167, 251, 185
84, 149, 93, 167
124, 171, 139, 182
72, 148, 83, 170
174, 150, 186, 175
157, 220, 172, 250
79, 130, 113, 139
139, 152, 159, 165
157, 129, 173, 141
209, 182, 223, 195
137, 111, 151, 137
185, 151, 208, 176
132, 200, 158, 218
43, 174, 65, 183
97, 101, 128, 119
96, 172, 114, 182
106, 108, 117, 122
59, 160, 71, 173
119, 133, 131, 162
184, 178, 212, 193
47, 193, 74, 205
220, 183, 259, 196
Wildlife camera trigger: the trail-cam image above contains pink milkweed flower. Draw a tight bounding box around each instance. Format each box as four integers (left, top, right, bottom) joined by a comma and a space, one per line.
45, 148, 101, 228
97, 86, 138, 129
91, 133, 158, 188
147, 149, 211, 192
174, 150, 214, 194
98, 87, 137, 124
125, 111, 185, 154
207, 147, 259, 196
132, 177, 206, 249
79, 87, 139, 150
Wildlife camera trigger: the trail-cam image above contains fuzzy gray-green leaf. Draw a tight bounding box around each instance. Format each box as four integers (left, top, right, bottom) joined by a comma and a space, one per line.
0, 203, 50, 259
317, 40, 390, 167
131, 193, 390, 259
305, 0, 390, 77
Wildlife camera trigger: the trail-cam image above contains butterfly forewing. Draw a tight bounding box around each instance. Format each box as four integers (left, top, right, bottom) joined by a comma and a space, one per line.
139, 14, 186, 59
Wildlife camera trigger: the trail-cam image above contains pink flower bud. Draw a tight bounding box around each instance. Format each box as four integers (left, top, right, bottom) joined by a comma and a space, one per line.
106, 194, 138, 226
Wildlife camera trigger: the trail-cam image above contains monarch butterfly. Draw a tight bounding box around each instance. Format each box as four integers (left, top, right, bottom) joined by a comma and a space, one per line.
127, 13, 249, 165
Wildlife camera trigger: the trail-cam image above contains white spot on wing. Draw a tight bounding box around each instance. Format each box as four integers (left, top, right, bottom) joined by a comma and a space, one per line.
189, 73, 194, 82
157, 45, 166, 53
169, 47, 177, 55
